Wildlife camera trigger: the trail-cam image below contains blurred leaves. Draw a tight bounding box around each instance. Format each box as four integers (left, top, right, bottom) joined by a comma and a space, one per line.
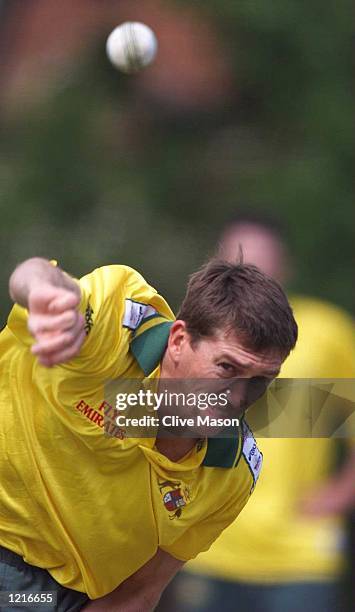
0, 0, 352, 327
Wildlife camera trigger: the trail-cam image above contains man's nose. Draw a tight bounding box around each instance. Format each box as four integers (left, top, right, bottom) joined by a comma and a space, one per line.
227, 378, 269, 413
227, 379, 250, 413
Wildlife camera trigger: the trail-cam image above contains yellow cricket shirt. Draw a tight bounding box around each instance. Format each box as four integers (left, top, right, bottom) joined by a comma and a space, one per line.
0, 264, 260, 598
187, 297, 355, 583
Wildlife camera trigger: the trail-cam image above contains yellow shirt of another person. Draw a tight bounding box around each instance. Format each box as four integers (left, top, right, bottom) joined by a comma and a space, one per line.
187, 297, 355, 583
0, 265, 259, 598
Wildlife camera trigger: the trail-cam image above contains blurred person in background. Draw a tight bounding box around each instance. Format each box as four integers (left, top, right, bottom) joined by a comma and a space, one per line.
158, 213, 355, 612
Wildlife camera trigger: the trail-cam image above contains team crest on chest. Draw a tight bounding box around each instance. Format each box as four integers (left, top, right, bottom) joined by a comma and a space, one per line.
158, 479, 191, 520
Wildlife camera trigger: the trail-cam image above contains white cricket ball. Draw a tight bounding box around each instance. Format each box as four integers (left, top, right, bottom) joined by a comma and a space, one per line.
106, 22, 158, 74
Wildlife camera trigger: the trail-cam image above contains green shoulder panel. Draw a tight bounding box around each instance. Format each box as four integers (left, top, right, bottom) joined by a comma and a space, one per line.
130, 319, 173, 376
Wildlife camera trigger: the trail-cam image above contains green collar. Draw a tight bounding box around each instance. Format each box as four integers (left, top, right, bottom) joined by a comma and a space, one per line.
202, 426, 243, 468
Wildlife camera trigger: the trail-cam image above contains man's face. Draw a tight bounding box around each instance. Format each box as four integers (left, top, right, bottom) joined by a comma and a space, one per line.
174, 325, 282, 380
162, 322, 284, 433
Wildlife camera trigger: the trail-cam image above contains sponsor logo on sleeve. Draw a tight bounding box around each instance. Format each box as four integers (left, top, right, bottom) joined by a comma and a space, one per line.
122, 299, 156, 330
84, 303, 94, 335
242, 421, 263, 491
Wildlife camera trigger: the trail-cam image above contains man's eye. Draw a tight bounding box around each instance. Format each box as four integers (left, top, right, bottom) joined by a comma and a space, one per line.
218, 363, 235, 372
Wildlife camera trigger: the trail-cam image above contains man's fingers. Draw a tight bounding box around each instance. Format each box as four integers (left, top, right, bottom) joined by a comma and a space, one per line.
32, 331, 77, 356
28, 286, 80, 315
31, 315, 85, 356
35, 329, 86, 367
28, 285, 65, 312
28, 310, 80, 336
48, 292, 80, 314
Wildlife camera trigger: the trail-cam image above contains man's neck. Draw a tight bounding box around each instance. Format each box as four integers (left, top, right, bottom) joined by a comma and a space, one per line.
155, 436, 197, 462
157, 355, 198, 461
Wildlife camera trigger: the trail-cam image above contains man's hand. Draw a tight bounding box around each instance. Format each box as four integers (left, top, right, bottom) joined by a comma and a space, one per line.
82, 589, 158, 612
299, 447, 355, 518
299, 475, 355, 518
28, 285, 85, 367
9, 258, 85, 367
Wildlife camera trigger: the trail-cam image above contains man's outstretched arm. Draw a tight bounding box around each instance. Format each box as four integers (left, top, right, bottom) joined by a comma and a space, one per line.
83, 549, 184, 612
300, 445, 355, 517
9, 257, 85, 367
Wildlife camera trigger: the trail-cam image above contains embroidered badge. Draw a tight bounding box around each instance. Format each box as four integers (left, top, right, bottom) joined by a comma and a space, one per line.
158, 479, 191, 520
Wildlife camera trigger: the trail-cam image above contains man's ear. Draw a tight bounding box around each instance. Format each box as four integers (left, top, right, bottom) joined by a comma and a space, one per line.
166, 320, 190, 364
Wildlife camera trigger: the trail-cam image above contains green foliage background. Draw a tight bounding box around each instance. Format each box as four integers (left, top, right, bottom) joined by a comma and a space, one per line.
0, 0, 352, 324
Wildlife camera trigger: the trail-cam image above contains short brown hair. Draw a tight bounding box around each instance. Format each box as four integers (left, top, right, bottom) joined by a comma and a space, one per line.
177, 259, 297, 356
